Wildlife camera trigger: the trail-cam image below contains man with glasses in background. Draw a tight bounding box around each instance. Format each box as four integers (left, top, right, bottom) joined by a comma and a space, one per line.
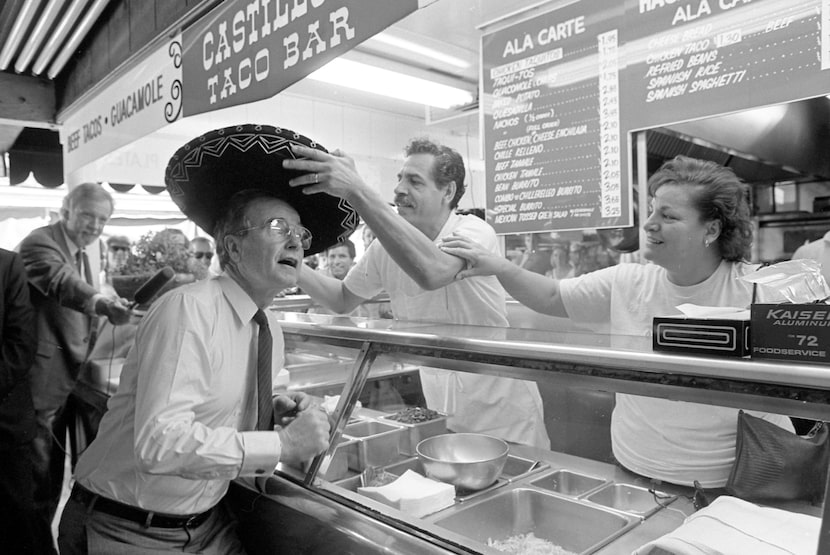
190, 236, 214, 264
189, 235, 216, 279
105, 235, 131, 273
19, 182, 132, 549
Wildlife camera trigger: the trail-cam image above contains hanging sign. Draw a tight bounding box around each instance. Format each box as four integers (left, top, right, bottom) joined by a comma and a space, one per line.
181, 0, 418, 116
481, 0, 629, 235
60, 36, 184, 175
622, 0, 830, 131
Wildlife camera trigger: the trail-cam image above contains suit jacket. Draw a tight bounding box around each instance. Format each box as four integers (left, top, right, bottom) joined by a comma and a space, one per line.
0, 248, 37, 444
19, 222, 101, 412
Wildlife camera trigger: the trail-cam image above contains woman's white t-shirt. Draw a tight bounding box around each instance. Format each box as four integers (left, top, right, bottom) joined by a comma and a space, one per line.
560, 261, 793, 487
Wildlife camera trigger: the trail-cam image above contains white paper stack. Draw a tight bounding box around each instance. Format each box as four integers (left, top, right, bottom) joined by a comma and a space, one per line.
357, 469, 455, 518
634, 496, 819, 555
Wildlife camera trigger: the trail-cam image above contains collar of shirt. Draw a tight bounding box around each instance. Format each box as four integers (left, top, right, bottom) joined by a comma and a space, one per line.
216, 273, 268, 327
434, 211, 461, 243
210, 274, 258, 322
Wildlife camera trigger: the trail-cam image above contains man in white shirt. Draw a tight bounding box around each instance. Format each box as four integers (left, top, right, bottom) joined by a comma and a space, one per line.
283, 138, 549, 448
59, 125, 357, 554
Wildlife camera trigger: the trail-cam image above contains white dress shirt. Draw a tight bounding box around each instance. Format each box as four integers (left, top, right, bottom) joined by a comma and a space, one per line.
73, 274, 282, 514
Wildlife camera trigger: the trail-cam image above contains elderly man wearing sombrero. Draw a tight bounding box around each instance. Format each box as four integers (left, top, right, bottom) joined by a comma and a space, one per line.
59, 125, 357, 554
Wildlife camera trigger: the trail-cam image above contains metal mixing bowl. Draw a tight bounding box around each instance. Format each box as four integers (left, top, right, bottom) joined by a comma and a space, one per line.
416, 433, 509, 491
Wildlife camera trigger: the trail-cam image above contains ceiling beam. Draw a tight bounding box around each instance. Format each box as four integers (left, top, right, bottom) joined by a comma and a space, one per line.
0, 71, 56, 127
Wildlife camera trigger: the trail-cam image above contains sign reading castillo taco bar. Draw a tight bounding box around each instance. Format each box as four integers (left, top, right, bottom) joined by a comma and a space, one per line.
481, 0, 629, 235
181, 0, 417, 116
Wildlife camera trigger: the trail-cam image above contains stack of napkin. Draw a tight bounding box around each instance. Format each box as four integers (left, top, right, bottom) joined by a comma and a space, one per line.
357, 470, 455, 518
634, 496, 819, 555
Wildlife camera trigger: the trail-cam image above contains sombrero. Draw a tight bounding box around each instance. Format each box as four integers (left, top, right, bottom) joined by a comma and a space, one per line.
164, 124, 358, 255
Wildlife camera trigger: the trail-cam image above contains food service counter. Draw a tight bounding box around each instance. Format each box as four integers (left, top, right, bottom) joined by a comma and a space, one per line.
228, 312, 830, 554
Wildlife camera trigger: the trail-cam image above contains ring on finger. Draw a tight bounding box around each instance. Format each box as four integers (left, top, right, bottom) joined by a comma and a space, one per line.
314, 173, 319, 184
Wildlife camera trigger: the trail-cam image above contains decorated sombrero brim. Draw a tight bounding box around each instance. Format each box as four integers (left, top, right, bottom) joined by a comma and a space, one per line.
164, 124, 358, 255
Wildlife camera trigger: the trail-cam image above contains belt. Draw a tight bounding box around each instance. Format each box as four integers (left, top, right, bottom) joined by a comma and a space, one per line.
70, 483, 213, 529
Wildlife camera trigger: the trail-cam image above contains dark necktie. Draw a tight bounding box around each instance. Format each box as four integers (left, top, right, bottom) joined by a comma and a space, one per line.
77, 249, 93, 285
252, 309, 274, 431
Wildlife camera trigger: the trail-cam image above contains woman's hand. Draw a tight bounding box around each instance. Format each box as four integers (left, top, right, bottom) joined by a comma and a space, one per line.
439, 233, 513, 280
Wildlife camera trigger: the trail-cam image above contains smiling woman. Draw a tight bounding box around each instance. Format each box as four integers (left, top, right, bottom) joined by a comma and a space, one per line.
440, 154, 795, 488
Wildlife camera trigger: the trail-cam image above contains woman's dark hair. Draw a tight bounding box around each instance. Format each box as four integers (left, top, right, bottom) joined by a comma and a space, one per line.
647, 155, 752, 261
405, 138, 466, 208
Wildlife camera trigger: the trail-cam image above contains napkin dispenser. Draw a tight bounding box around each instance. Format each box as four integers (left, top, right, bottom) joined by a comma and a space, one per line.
653, 317, 751, 357
653, 305, 751, 357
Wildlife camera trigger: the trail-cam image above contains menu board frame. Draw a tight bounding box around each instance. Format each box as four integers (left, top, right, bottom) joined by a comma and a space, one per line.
481, 0, 630, 235
482, 0, 830, 236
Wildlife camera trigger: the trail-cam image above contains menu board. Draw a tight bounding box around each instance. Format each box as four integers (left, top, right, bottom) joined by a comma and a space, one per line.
482, 0, 830, 236
621, 0, 830, 130
481, 0, 629, 234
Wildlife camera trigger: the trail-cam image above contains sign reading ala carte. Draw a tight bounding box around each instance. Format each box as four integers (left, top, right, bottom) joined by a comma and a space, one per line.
60, 37, 184, 176
181, 0, 418, 116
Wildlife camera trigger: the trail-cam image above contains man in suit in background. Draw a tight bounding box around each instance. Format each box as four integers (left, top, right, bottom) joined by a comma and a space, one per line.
18, 182, 132, 538
0, 247, 54, 554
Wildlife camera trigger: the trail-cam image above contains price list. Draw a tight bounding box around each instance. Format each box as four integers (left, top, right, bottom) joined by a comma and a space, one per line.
622, 0, 830, 130
598, 30, 621, 219
482, 0, 629, 234
823, 0, 830, 70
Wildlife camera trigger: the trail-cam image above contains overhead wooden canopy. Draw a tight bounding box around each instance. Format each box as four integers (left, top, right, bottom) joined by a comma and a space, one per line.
0, 0, 216, 161
0, 71, 56, 154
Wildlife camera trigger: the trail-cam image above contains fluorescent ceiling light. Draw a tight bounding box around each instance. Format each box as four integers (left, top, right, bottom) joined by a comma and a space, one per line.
367, 33, 470, 69
307, 58, 474, 110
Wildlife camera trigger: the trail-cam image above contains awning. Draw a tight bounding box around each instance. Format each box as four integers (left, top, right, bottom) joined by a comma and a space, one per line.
8, 128, 63, 187
0, 174, 184, 221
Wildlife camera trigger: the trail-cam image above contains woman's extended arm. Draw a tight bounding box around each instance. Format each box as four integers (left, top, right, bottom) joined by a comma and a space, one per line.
440, 233, 569, 317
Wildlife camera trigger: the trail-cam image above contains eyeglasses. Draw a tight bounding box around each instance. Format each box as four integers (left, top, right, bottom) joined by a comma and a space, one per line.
109, 246, 129, 252
194, 252, 213, 260
234, 217, 313, 250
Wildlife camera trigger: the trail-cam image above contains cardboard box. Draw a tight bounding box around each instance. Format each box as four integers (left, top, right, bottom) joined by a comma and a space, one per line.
653, 317, 751, 357
751, 303, 830, 364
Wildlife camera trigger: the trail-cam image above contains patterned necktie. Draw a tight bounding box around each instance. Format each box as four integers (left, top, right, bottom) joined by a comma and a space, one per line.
252, 309, 274, 431
77, 249, 93, 285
